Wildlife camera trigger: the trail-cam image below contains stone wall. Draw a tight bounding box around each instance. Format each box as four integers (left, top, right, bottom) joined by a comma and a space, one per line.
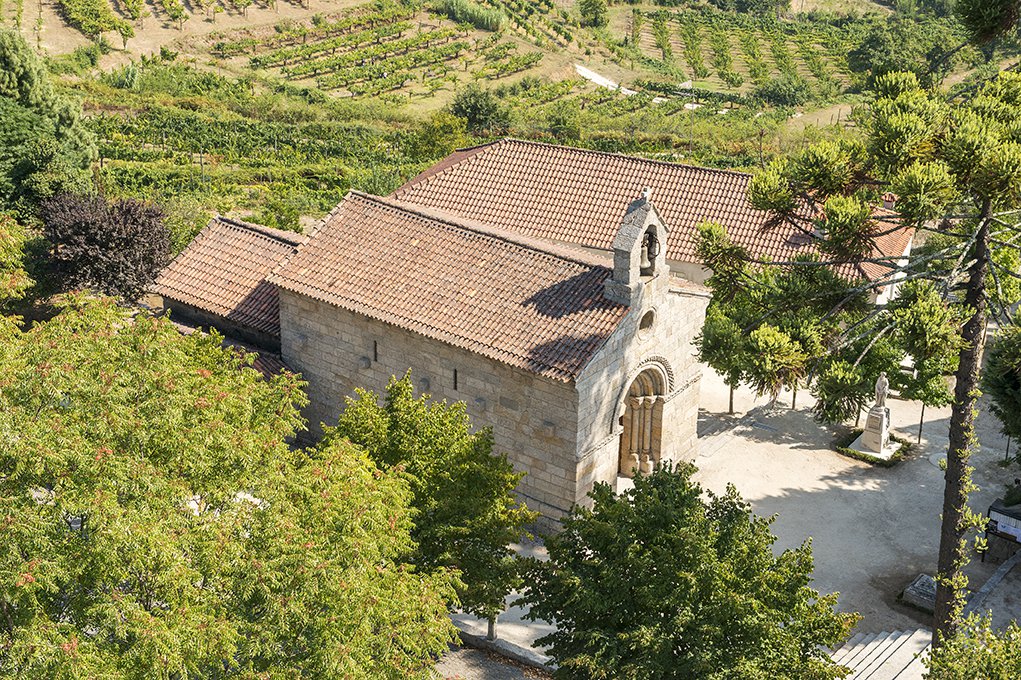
161, 299, 280, 352
574, 277, 709, 504
277, 272, 707, 522
278, 289, 582, 520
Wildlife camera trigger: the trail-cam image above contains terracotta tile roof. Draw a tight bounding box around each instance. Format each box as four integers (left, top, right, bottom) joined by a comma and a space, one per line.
269, 191, 630, 382
393, 139, 914, 284
154, 217, 306, 338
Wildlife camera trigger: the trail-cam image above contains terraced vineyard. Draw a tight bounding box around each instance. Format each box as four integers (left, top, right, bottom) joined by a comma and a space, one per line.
218, 6, 545, 98
477, 0, 574, 47
628, 9, 851, 96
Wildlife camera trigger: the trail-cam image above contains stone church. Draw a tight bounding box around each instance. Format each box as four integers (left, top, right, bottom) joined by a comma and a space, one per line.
155, 139, 912, 520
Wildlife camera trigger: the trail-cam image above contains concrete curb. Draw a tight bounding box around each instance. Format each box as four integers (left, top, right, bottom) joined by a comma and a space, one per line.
456, 629, 554, 672
962, 550, 1021, 617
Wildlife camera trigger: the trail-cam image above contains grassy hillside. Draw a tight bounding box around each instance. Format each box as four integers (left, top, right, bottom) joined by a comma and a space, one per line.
5, 0, 1020, 254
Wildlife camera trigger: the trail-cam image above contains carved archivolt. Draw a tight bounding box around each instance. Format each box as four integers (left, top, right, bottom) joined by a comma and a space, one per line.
614, 359, 674, 478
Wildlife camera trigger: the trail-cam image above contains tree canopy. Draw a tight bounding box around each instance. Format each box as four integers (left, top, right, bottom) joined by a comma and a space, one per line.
449, 83, 510, 135
983, 319, 1021, 447
0, 298, 459, 678
0, 213, 31, 308
925, 615, 1021, 679
518, 465, 856, 680
0, 29, 93, 217
578, 0, 608, 28
333, 374, 535, 619
41, 193, 170, 300
705, 68, 1021, 644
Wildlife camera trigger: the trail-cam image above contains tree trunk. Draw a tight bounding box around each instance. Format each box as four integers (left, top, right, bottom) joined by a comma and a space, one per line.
918, 403, 925, 444
728, 384, 734, 415
933, 210, 992, 646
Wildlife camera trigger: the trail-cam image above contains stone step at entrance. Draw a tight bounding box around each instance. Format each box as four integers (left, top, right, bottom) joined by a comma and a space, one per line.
831, 629, 931, 680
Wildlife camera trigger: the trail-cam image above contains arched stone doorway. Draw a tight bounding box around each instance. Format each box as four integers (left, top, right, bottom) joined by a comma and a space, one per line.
618, 368, 666, 477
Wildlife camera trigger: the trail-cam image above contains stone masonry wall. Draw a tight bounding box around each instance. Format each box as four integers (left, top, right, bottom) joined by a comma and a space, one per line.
278, 289, 581, 520
574, 279, 709, 506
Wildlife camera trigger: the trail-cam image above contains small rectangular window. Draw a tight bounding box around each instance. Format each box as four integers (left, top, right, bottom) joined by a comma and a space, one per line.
453, 369, 459, 391
373, 340, 378, 362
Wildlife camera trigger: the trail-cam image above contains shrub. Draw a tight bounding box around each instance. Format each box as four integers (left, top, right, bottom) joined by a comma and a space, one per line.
41, 193, 170, 300
753, 73, 812, 107
450, 83, 510, 134
430, 0, 505, 31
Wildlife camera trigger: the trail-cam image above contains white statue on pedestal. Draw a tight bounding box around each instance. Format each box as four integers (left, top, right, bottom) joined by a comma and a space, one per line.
875, 371, 889, 408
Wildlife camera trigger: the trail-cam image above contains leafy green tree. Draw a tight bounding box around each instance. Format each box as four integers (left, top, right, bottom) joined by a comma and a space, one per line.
847, 17, 963, 87
925, 615, 1021, 679
695, 307, 747, 414
0, 213, 30, 308
449, 83, 510, 135
752, 73, 812, 108
0, 297, 459, 678
743, 323, 809, 407
0, 29, 93, 216
546, 100, 581, 142
696, 221, 859, 413
41, 193, 170, 301
889, 280, 962, 440
519, 465, 856, 680
578, 0, 608, 27
956, 0, 1021, 43
333, 374, 536, 619
811, 360, 870, 425
983, 319, 1021, 452
731, 69, 1021, 643
736, 0, 790, 14
407, 110, 467, 161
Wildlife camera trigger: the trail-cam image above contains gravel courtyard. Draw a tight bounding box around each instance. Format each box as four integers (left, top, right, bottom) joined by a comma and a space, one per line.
693, 366, 1016, 633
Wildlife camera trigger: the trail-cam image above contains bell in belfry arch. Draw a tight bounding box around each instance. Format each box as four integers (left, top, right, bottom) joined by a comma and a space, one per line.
640, 232, 655, 276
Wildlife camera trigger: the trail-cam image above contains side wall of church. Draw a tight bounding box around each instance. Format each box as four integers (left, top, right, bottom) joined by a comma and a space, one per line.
573, 282, 709, 506
277, 289, 582, 521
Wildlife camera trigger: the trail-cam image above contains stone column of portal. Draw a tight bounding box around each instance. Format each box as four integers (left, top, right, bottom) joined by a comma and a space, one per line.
640, 397, 654, 474
650, 396, 663, 468
627, 397, 641, 476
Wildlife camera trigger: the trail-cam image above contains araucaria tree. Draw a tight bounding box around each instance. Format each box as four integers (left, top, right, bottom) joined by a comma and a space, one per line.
42, 193, 170, 300
983, 318, 1021, 453
519, 465, 856, 679
704, 69, 1021, 644
333, 374, 536, 620
924, 614, 1021, 679
0, 298, 459, 677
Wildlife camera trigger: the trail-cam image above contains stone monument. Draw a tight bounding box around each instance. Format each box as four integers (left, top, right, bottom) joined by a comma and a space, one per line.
850, 372, 898, 461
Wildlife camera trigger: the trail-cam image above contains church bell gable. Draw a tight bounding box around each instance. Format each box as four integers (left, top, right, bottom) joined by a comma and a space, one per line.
604, 188, 670, 306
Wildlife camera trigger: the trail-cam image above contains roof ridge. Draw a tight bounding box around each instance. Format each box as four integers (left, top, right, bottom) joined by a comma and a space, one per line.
214, 216, 307, 246
349, 191, 612, 271
484, 137, 756, 180
393, 140, 503, 192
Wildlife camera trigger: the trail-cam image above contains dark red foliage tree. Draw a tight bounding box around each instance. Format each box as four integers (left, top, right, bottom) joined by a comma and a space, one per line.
42, 193, 170, 301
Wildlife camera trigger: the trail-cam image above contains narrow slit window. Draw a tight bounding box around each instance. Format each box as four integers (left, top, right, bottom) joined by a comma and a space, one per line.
453, 369, 459, 391
373, 340, 378, 362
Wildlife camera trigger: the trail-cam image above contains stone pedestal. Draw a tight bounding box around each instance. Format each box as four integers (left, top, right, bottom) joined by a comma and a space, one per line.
849, 404, 899, 461
901, 574, 937, 613
861, 405, 890, 453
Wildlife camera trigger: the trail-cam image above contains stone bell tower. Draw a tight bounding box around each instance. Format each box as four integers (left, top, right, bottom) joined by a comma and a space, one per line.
603, 188, 671, 306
